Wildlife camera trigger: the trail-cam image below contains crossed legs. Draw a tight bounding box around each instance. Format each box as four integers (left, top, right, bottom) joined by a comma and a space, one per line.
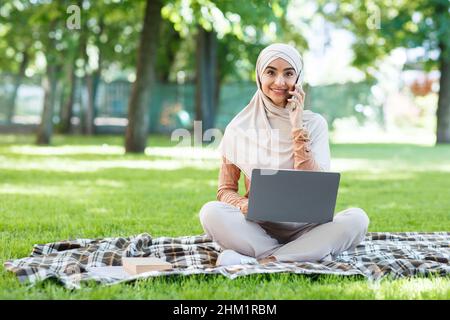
199, 201, 369, 263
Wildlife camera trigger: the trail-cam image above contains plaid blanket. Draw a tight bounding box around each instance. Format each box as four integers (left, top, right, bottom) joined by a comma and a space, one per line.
4, 232, 449, 289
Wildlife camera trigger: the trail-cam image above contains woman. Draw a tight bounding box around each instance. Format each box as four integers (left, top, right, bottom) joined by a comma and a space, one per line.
199, 43, 369, 266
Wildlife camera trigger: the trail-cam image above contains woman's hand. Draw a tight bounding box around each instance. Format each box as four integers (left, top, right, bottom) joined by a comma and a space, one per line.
287, 84, 305, 129
240, 199, 249, 215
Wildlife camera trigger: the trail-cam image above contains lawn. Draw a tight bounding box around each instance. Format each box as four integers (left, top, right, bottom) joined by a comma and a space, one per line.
0, 134, 449, 299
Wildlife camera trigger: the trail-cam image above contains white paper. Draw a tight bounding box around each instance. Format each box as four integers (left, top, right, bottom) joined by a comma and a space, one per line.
86, 266, 131, 279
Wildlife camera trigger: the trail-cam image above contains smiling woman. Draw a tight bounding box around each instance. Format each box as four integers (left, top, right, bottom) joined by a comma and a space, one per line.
198, 43, 370, 267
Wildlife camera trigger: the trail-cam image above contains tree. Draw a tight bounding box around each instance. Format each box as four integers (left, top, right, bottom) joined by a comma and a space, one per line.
73, 0, 142, 135
195, 27, 217, 140
2, 0, 145, 140
32, 2, 68, 145
317, 0, 450, 144
58, 36, 78, 134
125, 0, 163, 153
0, 2, 36, 124
1, 0, 78, 142
155, 19, 182, 83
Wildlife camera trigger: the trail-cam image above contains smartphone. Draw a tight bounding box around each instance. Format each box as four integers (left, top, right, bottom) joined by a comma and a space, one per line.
286, 84, 301, 112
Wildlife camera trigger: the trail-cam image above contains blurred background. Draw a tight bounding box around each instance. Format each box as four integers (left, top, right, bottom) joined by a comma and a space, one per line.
0, 0, 449, 149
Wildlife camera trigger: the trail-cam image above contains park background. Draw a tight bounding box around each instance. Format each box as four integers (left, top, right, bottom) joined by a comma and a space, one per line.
0, 0, 449, 299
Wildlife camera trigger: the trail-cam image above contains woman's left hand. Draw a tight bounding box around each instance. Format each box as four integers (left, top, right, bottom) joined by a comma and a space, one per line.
287, 84, 305, 129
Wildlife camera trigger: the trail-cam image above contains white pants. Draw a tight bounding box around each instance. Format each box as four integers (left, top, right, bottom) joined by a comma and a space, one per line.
199, 201, 370, 262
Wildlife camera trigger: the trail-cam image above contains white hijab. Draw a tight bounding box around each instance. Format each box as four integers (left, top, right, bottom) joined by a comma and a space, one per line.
218, 43, 316, 179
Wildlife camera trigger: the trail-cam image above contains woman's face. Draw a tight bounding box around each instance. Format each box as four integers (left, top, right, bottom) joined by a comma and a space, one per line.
260, 58, 297, 108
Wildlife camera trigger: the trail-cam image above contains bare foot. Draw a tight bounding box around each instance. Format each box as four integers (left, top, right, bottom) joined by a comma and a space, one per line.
257, 256, 277, 264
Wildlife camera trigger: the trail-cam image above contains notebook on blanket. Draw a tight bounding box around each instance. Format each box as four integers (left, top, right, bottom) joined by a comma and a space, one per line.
87, 257, 173, 278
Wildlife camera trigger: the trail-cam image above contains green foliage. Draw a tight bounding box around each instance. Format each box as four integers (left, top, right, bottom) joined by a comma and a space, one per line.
0, 1, 38, 74
0, 0, 144, 78
317, 0, 450, 71
0, 0, 308, 82
160, 0, 307, 82
90, 0, 144, 71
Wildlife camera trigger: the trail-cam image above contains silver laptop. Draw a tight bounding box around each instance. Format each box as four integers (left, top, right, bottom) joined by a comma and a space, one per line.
246, 168, 340, 224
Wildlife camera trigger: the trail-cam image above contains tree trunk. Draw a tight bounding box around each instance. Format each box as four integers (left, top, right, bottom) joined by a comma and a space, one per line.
125, 0, 163, 153
436, 42, 450, 144
82, 73, 100, 136
82, 18, 104, 135
195, 27, 217, 143
90, 54, 102, 135
6, 50, 28, 123
84, 74, 95, 135
215, 55, 222, 126
157, 21, 181, 83
77, 19, 96, 135
60, 60, 76, 134
36, 63, 58, 145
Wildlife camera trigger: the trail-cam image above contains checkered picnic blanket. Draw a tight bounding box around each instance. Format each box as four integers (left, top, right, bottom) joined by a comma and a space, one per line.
3, 232, 449, 289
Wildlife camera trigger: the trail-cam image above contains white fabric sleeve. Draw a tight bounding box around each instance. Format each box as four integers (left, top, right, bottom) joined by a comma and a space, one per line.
308, 115, 331, 171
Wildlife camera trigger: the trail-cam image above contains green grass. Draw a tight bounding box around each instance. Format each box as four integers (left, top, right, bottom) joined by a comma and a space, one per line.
0, 134, 449, 299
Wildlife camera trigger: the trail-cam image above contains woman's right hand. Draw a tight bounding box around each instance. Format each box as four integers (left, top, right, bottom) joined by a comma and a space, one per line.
287, 84, 305, 129
240, 199, 249, 215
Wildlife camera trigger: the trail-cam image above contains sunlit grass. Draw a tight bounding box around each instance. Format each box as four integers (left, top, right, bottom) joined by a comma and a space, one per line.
0, 157, 219, 172
0, 134, 449, 299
